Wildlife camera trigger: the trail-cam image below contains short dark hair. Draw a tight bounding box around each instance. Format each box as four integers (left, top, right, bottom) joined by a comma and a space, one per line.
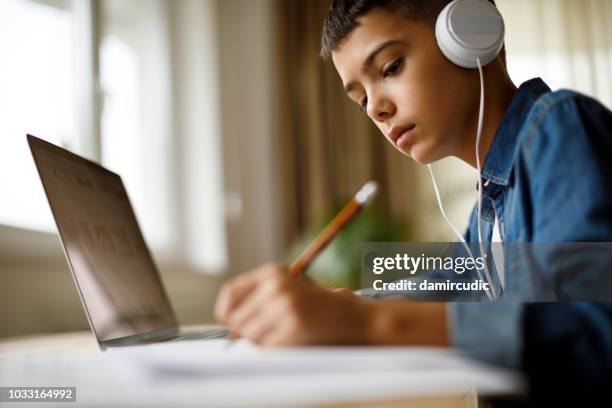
320, 0, 500, 60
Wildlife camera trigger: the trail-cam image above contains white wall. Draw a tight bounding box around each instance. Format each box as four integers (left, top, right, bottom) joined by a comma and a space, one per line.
217, 0, 285, 274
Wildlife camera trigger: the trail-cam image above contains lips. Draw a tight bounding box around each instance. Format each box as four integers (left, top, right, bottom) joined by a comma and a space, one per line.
387, 124, 416, 148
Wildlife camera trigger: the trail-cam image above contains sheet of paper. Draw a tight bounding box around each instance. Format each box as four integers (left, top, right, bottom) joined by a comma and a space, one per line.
0, 339, 525, 407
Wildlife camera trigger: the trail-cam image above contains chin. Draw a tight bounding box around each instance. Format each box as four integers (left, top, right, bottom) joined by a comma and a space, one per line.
403, 144, 434, 165
412, 155, 433, 165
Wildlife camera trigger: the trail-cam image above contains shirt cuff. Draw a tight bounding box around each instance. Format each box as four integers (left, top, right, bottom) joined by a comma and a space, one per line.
447, 302, 524, 368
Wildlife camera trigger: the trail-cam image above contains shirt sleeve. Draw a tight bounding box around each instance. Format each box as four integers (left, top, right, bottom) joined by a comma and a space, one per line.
448, 301, 523, 368
449, 93, 612, 369
517, 94, 612, 390
522, 91, 612, 242
523, 302, 612, 403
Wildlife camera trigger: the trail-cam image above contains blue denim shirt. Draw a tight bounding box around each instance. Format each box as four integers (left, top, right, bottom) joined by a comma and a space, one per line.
449, 78, 612, 367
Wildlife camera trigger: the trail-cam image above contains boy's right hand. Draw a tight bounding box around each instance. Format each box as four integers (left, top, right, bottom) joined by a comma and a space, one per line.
214, 263, 373, 347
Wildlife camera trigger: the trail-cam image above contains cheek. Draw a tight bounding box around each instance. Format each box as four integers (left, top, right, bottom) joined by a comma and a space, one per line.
405, 48, 472, 121
390, 86, 460, 162
424, 67, 475, 125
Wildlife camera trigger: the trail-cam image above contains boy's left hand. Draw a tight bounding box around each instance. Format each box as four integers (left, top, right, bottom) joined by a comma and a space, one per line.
214, 263, 371, 346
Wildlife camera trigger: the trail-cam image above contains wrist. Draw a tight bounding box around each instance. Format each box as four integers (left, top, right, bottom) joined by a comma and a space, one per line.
420, 302, 449, 346
360, 300, 387, 345
360, 300, 449, 346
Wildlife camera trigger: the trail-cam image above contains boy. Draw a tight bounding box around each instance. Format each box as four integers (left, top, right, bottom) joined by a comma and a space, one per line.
214, 0, 612, 370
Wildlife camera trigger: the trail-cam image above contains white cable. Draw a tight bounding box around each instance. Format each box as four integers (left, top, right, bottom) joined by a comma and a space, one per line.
475, 57, 497, 300
427, 164, 493, 301
425, 57, 498, 301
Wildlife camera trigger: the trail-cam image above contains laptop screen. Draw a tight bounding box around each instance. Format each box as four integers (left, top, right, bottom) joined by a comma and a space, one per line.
28, 135, 177, 342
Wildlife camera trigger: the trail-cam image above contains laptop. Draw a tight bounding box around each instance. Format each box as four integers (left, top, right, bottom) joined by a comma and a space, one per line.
27, 134, 228, 349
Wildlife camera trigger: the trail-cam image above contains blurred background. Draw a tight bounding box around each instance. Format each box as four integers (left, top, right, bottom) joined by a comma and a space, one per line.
1, 0, 611, 338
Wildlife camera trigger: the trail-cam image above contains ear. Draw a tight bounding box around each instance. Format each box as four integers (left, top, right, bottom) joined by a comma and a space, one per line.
435, 0, 505, 69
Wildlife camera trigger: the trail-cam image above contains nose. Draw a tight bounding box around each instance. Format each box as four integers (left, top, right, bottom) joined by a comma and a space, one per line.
367, 93, 395, 122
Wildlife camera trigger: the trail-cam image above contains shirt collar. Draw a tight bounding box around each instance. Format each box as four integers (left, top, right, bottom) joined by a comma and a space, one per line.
481, 78, 551, 186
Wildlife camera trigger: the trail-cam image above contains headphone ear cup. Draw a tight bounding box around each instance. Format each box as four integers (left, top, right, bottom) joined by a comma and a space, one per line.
435, 0, 505, 69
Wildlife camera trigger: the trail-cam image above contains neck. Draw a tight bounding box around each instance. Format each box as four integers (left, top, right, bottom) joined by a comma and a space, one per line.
454, 59, 517, 170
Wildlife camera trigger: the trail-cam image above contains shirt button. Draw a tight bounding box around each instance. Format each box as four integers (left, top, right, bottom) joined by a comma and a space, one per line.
484, 180, 490, 187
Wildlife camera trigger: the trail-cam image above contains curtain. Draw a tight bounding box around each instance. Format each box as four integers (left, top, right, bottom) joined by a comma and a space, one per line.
275, 0, 422, 246
499, 0, 612, 108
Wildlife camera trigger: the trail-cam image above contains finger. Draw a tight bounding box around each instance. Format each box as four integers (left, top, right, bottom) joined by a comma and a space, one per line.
215, 279, 257, 323
331, 287, 353, 296
227, 278, 285, 329
258, 314, 297, 347
237, 297, 288, 344
215, 265, 281, 322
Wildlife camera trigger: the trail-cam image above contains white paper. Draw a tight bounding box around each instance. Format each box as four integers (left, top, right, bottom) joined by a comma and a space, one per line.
0, 339, 525, 407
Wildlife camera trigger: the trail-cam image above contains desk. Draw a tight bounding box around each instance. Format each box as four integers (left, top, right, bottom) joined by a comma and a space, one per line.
0, 330, 526, 407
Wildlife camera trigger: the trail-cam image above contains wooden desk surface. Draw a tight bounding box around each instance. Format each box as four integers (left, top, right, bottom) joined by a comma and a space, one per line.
0, 331, 98, 358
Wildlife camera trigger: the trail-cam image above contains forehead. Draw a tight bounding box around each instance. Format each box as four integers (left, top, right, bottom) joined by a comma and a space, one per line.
331, 10, 426, 83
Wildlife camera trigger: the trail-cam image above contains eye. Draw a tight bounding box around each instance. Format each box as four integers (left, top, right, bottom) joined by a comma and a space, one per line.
359, 95, 368, 112
383, 58, 403, 78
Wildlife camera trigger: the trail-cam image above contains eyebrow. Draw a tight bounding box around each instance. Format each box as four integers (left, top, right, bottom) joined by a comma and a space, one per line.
343, 39, 405, 94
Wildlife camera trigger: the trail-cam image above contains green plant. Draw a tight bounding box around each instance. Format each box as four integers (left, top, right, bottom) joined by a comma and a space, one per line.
288, 203, 410, 290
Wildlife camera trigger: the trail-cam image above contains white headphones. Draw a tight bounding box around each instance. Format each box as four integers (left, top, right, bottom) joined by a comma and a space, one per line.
435, 0, 505, 69
428, 0, 506, 300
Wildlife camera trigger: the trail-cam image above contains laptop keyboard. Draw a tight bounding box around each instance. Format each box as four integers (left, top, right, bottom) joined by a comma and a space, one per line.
169, 328, 229, 341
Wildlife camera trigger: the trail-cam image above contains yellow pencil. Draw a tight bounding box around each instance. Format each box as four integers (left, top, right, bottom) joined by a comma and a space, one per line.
289, 181, 379, 277
226, 181, 378, 345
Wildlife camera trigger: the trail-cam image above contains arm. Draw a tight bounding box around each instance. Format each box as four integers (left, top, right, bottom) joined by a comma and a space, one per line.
214, 263, 448, 347
446, 93, 612, 369
519, 94, 612, 398
523, 302, 612, 404
365, 301, 448, 346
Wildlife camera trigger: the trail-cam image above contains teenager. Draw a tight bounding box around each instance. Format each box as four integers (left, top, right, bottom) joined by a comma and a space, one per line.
214, 0, 612, 371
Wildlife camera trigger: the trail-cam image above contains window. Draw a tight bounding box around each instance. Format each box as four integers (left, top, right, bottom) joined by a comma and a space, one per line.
99, 0, 175, 254
0, 0, 176, 256
498, 0, 612, 109
1, 0, 228, 273
0, 0, 76, 232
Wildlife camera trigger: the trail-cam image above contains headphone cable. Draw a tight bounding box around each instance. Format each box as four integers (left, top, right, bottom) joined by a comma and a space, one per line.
425, 57, 497, 300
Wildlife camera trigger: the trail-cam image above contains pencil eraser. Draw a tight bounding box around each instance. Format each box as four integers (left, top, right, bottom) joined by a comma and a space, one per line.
355, 181, 379, 205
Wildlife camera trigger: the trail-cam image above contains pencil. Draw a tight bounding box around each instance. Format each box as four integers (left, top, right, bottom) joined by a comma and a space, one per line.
225, 181, 378, 345
289, 180, 379, 277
